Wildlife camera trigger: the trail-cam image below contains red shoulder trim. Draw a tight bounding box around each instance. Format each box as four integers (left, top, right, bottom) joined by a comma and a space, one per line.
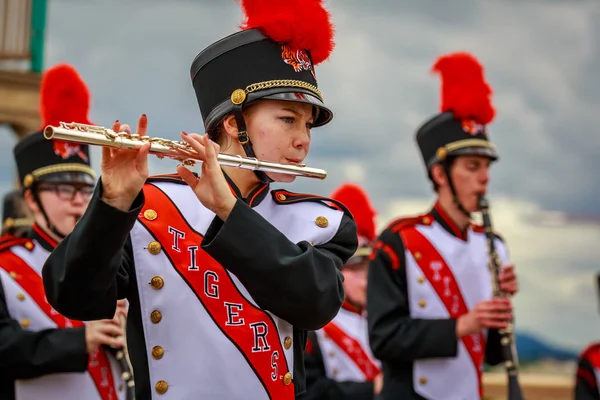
581, 342, 600, 368
271, 190, 350, 215
388, 214, 433, 233
146, 173, 191, 185
0, 235, 35, 254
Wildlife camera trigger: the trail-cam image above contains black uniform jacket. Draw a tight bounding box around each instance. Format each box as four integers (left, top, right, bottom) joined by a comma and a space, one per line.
366, 204, 503, 400
575, 342, 600, 400
0, 227, 88, 400
42, 174, 357, 399
297, 330, 376, 400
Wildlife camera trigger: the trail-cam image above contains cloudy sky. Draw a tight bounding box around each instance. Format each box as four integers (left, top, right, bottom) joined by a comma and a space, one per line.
1, 0, 599, 350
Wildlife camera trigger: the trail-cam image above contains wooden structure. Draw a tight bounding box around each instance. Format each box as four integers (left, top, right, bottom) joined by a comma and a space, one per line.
0, 0, 47, 138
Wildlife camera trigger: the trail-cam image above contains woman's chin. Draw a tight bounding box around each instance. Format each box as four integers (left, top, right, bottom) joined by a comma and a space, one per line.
267, 172, 296, 183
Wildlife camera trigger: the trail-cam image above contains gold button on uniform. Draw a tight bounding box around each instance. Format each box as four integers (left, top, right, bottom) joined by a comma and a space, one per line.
419, 376, 428, 385
328, 351, 335, 358
155, 380, 168, 394
422, 216, 431, 225
332, 368, 339, 377
283, 336, 292, 350
417, 276, 425, 284
418, 300, 427, 308
413, 252, 422, 260
277, 193, 287, 201
20, 318, 30, 328
9, 271, 17, 279
16, 293, 25, 301
315, 216, 328, 228
147, 241, 162, 255
283, 372, 292, 385
152, 346, 165, 359
150, 276, 164, 290
144, 209, 158, 221
24, 242, 33, 251
151, 310, 162, 323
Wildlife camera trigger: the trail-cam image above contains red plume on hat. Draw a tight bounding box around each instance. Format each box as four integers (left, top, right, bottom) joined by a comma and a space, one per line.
431, 52, 496, 125
40, 63, 92, 129
238, 0, 335, 65
39, 63, 91, 161
330, 183, 377, 244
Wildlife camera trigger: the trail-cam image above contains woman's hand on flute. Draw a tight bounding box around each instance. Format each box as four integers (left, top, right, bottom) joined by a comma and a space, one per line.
100, 115, 151, 211
177, 133, 237, 221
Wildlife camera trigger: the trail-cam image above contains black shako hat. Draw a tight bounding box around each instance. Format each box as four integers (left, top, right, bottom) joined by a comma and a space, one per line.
190, 0, 336, 134
415, 52, 499, 171
13, 63, 96, 190
14, 131, 95, 189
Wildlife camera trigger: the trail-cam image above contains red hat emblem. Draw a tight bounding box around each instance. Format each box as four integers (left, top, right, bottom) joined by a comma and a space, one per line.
53, 140, 88, 162
461, 119, 486, 136
281, 45, 316, 79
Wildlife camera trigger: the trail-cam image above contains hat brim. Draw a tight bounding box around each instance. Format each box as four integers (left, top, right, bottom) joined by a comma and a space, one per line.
428, 145, 499, 169
37, 171, 95, 186
205, 87, 333, 131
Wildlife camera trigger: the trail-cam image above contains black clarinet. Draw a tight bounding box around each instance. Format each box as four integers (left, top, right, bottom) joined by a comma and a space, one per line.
104, 314, 135, 400
478, 195, 525, 400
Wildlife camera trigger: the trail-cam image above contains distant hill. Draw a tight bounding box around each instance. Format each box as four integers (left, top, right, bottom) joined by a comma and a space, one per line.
514, 331, 579, 364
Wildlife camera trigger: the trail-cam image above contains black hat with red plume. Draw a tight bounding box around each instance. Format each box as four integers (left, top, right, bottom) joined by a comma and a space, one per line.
14, 63, 95, 190
415, 52, 498, 216
330, 183, 377, 265
13, 63, 95, 239
416, 52, 499, 170
190, 0, 335, 183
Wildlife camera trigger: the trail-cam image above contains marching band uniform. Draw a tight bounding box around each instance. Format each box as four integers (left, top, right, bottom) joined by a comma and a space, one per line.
367, 53, 507, 400
574, 274, 600, 400
300, 184, 382, 400
0, 64, 127, 400
42, 1, 357, 399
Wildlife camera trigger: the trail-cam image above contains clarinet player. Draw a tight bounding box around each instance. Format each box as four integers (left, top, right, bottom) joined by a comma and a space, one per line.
366, 52, 520, 400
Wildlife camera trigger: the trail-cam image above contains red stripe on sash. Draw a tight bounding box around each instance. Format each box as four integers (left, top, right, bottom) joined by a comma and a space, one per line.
139, 183, 294, 400
400, 227, 485, 398
1, 251, 117, 400
322, 321, 380, 381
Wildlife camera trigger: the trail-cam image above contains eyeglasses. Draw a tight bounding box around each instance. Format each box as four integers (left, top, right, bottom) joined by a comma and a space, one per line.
38, 184, 94, 201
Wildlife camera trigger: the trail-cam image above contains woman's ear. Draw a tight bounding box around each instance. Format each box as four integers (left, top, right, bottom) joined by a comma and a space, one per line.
430, 164, 448, 188
222, 114, 239, 139
22, 189, 39, 214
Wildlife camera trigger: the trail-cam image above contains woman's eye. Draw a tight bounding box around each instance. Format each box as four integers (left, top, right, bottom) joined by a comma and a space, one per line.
306, 122, 314, 129
281, 116, 295, 124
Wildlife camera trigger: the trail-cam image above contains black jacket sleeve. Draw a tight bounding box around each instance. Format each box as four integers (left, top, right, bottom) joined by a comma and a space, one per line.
298, 332, 375, 400
366, 227, 458, 362
0, 279, 88, 379
202, 199, 357, 331
575, 357, 600, 400
42, 182, 142, 321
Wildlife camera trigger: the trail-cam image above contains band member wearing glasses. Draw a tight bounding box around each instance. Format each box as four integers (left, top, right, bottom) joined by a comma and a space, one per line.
574, 273, 600, 400
366, 52, 519, 400
0, 64, 128, 400
299, 183, 383, 400
42, 1, 357, 399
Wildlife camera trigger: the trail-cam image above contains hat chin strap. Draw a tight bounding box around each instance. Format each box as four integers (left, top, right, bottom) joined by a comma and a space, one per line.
31, 189, 68, 240
232, 104, 273, 185
441, 161, 471, 219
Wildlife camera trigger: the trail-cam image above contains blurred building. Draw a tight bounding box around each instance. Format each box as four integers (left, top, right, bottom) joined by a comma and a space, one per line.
0, 0, 47, 138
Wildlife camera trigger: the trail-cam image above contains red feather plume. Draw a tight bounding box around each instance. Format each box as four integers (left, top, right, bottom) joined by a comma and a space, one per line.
330, 183, 377, 242
431, 52, 496, 125
40, 63, 92, 128
238, 0, 335, 65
